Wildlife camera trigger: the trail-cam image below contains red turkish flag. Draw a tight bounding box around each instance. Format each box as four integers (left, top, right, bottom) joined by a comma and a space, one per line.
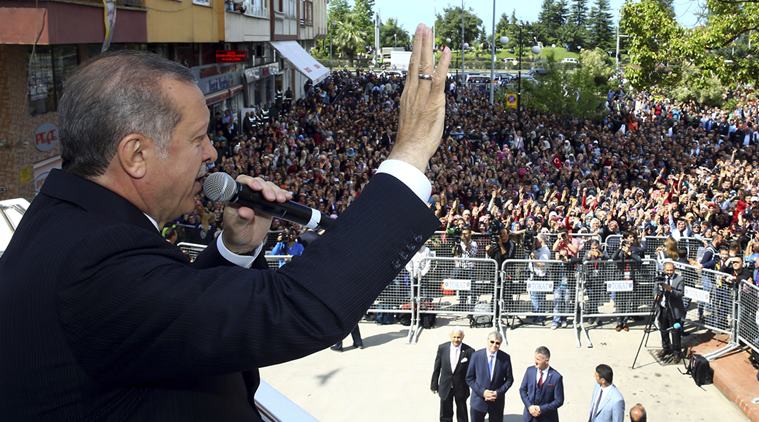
552, 155, 563, 169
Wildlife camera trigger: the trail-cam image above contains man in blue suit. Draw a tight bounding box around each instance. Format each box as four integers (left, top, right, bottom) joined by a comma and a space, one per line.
588, 364, 625, 422
466, 331, 514, 422
518, 346, 564, 421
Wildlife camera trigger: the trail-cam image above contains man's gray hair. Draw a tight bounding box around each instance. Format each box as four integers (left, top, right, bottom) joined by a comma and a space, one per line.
535, 346, 551, 359
59, 50, 196, 177
487, 331, 503, 342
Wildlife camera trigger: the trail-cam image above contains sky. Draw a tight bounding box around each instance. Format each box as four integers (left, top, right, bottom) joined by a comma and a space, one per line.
370, 0, 703, 33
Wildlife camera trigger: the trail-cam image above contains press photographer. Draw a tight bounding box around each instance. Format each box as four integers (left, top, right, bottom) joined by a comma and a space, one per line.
655, 262, 685, 363
486, 224, 517, 309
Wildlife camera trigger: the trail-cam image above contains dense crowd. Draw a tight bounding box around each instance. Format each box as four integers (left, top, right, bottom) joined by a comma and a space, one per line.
173, 70, 759, 268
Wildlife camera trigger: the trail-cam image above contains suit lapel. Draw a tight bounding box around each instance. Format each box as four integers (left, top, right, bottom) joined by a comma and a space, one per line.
596, 385, 614, 415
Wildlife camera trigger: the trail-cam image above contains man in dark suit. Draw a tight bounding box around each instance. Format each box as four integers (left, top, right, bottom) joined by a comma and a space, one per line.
518, 346, 564, 421
0, 24, 453, 421
431, 329, 474, 422
466, 331, 514, 422
656, 261, 686, 363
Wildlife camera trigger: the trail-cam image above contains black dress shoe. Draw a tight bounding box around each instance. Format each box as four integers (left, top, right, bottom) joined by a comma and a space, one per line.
330, 345, 343, 352
353, 343, 364, 349
657, 349, 671, 360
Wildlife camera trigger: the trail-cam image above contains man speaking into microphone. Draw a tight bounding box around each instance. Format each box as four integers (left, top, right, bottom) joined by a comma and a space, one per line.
655, 262, 686, 363
0, 23, 451, 421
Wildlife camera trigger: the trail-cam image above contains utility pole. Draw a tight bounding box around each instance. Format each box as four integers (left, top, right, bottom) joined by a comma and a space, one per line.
489, 0, 496, 105
461, 0, 465, 83
517, 23, 523, 128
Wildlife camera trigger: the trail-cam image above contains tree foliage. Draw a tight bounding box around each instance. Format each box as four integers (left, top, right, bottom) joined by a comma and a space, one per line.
588, 0, 614, 51
380, 18, 410, 48
434, 6, 484, 50
522, 48, 613, 118
620, 0, 683, 89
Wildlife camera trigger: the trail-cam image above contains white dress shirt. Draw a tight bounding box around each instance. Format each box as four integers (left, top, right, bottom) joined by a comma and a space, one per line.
450, 344, 461, 372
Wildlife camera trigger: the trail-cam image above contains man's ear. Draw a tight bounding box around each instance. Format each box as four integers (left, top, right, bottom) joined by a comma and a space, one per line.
116, 134, 153, 179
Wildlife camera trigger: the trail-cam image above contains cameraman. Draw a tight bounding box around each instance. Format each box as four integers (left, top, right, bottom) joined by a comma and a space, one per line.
611, 231, 643, 332
486, 226, 517, 309
270, 229, 305, 267
655, 262, 685, 363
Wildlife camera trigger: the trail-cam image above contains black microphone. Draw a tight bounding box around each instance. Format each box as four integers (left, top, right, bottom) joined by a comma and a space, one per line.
203, 172, 335, 230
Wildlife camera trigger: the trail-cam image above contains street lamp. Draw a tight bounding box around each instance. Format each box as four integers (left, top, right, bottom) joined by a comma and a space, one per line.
393, 33, 397, 48
490, 34, 509, 105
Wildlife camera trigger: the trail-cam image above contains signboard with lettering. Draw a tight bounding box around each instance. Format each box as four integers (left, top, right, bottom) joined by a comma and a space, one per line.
216, 50, 248, 63
34, 122, 59, 152
684, 286, 710, 304
442, 279, 472, 291
527, 280, 554, 292
606, 280, 634, 292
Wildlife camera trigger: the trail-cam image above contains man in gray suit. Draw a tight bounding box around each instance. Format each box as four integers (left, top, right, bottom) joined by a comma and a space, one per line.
588, 364, 625, 422
656, 262, 686, 363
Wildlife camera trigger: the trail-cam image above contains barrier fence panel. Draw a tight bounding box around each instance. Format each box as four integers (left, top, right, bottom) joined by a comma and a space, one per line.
580, 258, 659, 321
177, 242, 208, 261
604, 235, 622, 256
426, 232, 490, 258
265, 255, 293, 269
416, 257, 499, 324
639, 236, 667, 259
738, 281, 759, 354
671, 261, 736, 335
677, 237, 709, 261
499, 259, 582, 332
542, 233, 601, 259
366, 269, 415, 326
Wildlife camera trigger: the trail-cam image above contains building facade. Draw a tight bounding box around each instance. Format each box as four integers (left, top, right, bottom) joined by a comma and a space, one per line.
0, 0, 328, 201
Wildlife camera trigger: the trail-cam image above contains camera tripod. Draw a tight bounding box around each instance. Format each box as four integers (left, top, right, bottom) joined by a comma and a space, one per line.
631, 293, 662, 369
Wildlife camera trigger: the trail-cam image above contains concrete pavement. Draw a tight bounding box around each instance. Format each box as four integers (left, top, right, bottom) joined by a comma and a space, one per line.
260, 318, 748, 421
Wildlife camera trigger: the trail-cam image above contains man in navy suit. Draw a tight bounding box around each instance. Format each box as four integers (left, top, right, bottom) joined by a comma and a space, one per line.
466, 331, 514, 422
0, 24, 453, 421
518, 346, 564, 421
588, 364, 625, 422
431, 329, 474, 422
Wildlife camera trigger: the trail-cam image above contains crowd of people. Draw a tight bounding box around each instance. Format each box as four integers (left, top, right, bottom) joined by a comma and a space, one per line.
175, 70, 758, 273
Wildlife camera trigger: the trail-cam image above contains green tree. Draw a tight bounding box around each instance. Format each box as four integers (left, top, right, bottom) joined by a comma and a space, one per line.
620, 0, 684, 89
333, 13, 370, 66
587, 0, 614, 51
353, 0, 376, 39
563, 0, 590, 50
569, 0, 588, 27
434, 6, 483, 51
537, 0, 568, 45
380, 18, 410, 48
683, 0, 759, 87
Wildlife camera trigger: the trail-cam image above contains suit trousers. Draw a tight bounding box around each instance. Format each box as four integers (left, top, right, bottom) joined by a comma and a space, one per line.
439, 391, 468, 422
658, 305, 682, 354
471, 402, 503, 422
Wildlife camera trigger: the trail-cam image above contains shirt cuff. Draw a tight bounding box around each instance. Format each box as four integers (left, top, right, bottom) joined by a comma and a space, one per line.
216, 234, 261, 268
377, 159, 432, 204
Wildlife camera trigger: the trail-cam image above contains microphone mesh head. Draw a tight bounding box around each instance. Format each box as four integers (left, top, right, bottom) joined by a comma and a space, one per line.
203, 172, 236, 202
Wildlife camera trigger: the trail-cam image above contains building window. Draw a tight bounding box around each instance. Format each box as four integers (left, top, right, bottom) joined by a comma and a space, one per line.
27, 45, 80, 116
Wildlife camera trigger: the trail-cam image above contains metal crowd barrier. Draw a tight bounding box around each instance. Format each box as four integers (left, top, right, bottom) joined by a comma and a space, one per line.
541, 233, 600, 258
426, 231, 491, 258
367, 269, 415, 340
409, 257, 499, 343
265, 254, 293, 269
177, 242, 208, 261
499, 259, 582, 347
738, 280, 759, 355
579, 259, 658, 347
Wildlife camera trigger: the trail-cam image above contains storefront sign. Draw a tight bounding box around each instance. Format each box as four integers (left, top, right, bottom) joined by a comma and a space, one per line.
216, 50, 248, 63
34, 122, 59, 152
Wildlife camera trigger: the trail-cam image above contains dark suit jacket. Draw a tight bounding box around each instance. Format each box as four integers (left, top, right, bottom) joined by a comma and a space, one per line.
466, 348, 514, 413
0, 169, 438, 421
431, 342, 474, 400
655, 273, 686, 320
518, 366, 564, 422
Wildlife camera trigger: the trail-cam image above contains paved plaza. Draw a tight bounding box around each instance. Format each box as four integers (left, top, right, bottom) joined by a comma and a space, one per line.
261, 318, 748, 421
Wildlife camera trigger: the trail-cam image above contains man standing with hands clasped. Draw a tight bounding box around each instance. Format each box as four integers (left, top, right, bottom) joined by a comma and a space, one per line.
466, 332, 514, 422
431, 329, 474, 422
518, 346, 564, 421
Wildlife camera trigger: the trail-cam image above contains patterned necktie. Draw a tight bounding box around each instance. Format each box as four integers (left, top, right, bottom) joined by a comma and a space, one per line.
538, 369, 544, 388
488, 354, 494, 380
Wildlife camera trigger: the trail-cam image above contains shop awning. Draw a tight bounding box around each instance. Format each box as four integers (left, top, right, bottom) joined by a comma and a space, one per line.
270, 41, 330, 84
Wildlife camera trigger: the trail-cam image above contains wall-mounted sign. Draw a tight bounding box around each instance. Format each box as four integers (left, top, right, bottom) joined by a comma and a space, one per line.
34, 122, 59, 152
33, 156, 62, 193
216, 50, 248, 63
